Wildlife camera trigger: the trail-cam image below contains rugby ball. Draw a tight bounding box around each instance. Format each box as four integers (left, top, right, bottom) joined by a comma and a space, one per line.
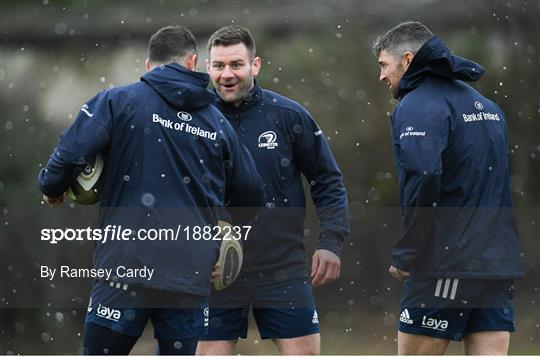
67, 153, 104, 205
214, 220, 243, 291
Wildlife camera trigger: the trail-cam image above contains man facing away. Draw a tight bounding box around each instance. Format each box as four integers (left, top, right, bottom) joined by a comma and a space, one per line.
196, 25, 350, 355
374, 21, 523, 355
38, 25, 264, 355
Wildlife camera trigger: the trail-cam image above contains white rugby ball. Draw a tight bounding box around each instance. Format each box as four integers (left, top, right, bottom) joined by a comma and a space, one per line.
214, 221, 243, 291
67, 153, 104, 205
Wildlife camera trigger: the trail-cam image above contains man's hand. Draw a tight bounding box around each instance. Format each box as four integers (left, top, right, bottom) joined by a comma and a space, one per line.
311, 249, 341, 286
389, 265, 410, 282
43, 193, 67, 208
211, 264, 221, 283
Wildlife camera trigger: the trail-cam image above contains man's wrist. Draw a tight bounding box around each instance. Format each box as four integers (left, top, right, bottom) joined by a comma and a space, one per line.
316, 231, 343, 258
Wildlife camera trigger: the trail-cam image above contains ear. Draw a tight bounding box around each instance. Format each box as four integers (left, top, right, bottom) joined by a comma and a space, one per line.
145, 58, 152, 72
185, 54, 198, 71
402, 51, 415, 71
205, 58, 211, 74
251, 56, 262, 77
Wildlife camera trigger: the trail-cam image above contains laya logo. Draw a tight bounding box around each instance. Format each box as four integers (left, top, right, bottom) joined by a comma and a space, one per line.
399, 126, 425, 140
258, 131, 279, 150
399, 309, 413, 325
203, 307, 209, 327
177, 111, 192, 121
81, 104, 93, 117
96, 303, 121, 322
474, 101, 484, 110
312, 310, 319, 324
421, 316, 448, 331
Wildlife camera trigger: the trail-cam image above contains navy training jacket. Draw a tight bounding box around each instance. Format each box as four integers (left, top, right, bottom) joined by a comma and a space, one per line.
215, 83, 350, 282
39, 64, 265, 295
391, 36, 523, 279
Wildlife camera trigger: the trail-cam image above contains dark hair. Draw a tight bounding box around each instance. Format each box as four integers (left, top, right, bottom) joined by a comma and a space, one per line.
207, 25, 256, 60
372, 21, 433, 57
148, 25, 197, 64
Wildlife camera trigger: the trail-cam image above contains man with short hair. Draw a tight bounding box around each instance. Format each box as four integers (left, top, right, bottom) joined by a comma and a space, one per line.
374, 21, 523, 354
197, 25, 350, 355
39, 25, 264, 355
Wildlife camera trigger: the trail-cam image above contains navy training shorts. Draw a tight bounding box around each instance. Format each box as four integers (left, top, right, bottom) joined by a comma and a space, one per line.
399, 276, 515, 341
200, 278, 320, 340
85, 279, 208, 339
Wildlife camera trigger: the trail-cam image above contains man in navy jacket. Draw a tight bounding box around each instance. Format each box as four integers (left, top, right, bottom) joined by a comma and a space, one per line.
374, 21, 523, 354
197, 25, 350, 355
39, 25, 264, 355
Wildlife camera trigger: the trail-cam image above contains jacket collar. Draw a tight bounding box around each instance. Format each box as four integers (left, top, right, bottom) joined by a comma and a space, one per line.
215, 80, 263, 113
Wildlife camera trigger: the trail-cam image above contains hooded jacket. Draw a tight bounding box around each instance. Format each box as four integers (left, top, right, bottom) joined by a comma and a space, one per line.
391, 36, 523, 279
215, 83, 350, 282
39, 64, 265, 295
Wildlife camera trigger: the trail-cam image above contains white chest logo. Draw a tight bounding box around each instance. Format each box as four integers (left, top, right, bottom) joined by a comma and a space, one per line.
258, 131, 278, 150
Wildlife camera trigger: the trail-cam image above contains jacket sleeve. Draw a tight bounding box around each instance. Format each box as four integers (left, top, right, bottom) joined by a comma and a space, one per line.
38, 91, 113, 197
292, 107, 350, 257
391, 102, 449, 271
222, 119, 265, 223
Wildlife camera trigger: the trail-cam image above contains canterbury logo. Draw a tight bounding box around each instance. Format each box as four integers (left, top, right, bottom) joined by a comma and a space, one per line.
203, 307, 209, 327
87, 297, 93, 313
81, 104, 93, 117
434, 278, 459, 300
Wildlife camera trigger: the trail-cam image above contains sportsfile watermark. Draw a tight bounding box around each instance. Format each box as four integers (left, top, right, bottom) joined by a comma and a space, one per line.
41, 224, 252, 244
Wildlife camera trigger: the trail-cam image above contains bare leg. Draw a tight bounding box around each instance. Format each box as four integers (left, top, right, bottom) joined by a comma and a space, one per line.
273, 333, 320, 355
398, 331, 450, 355
462, 331, 510, 355
196, 340, 238, 355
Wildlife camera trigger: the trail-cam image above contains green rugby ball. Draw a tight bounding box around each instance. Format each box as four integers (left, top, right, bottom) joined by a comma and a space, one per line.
67, 153, 104, 205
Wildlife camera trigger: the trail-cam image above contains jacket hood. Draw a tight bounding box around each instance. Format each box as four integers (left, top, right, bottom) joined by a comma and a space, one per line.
398, 36, 485, 99
141, 63, 214, 110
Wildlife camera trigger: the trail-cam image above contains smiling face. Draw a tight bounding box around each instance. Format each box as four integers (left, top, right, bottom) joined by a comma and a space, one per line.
378, 49, 414, 99
207, 43, 261, 106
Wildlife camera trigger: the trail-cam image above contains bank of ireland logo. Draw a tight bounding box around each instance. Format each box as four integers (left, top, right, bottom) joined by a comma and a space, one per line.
177, 111, 192, 121
474, 101, 484, 110
406, 126, 414, 132
258, 131, 279, 150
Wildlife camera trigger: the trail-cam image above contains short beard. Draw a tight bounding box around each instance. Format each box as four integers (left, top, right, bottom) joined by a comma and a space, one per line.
391, 63, 405, 99
217, 76, 254, 105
